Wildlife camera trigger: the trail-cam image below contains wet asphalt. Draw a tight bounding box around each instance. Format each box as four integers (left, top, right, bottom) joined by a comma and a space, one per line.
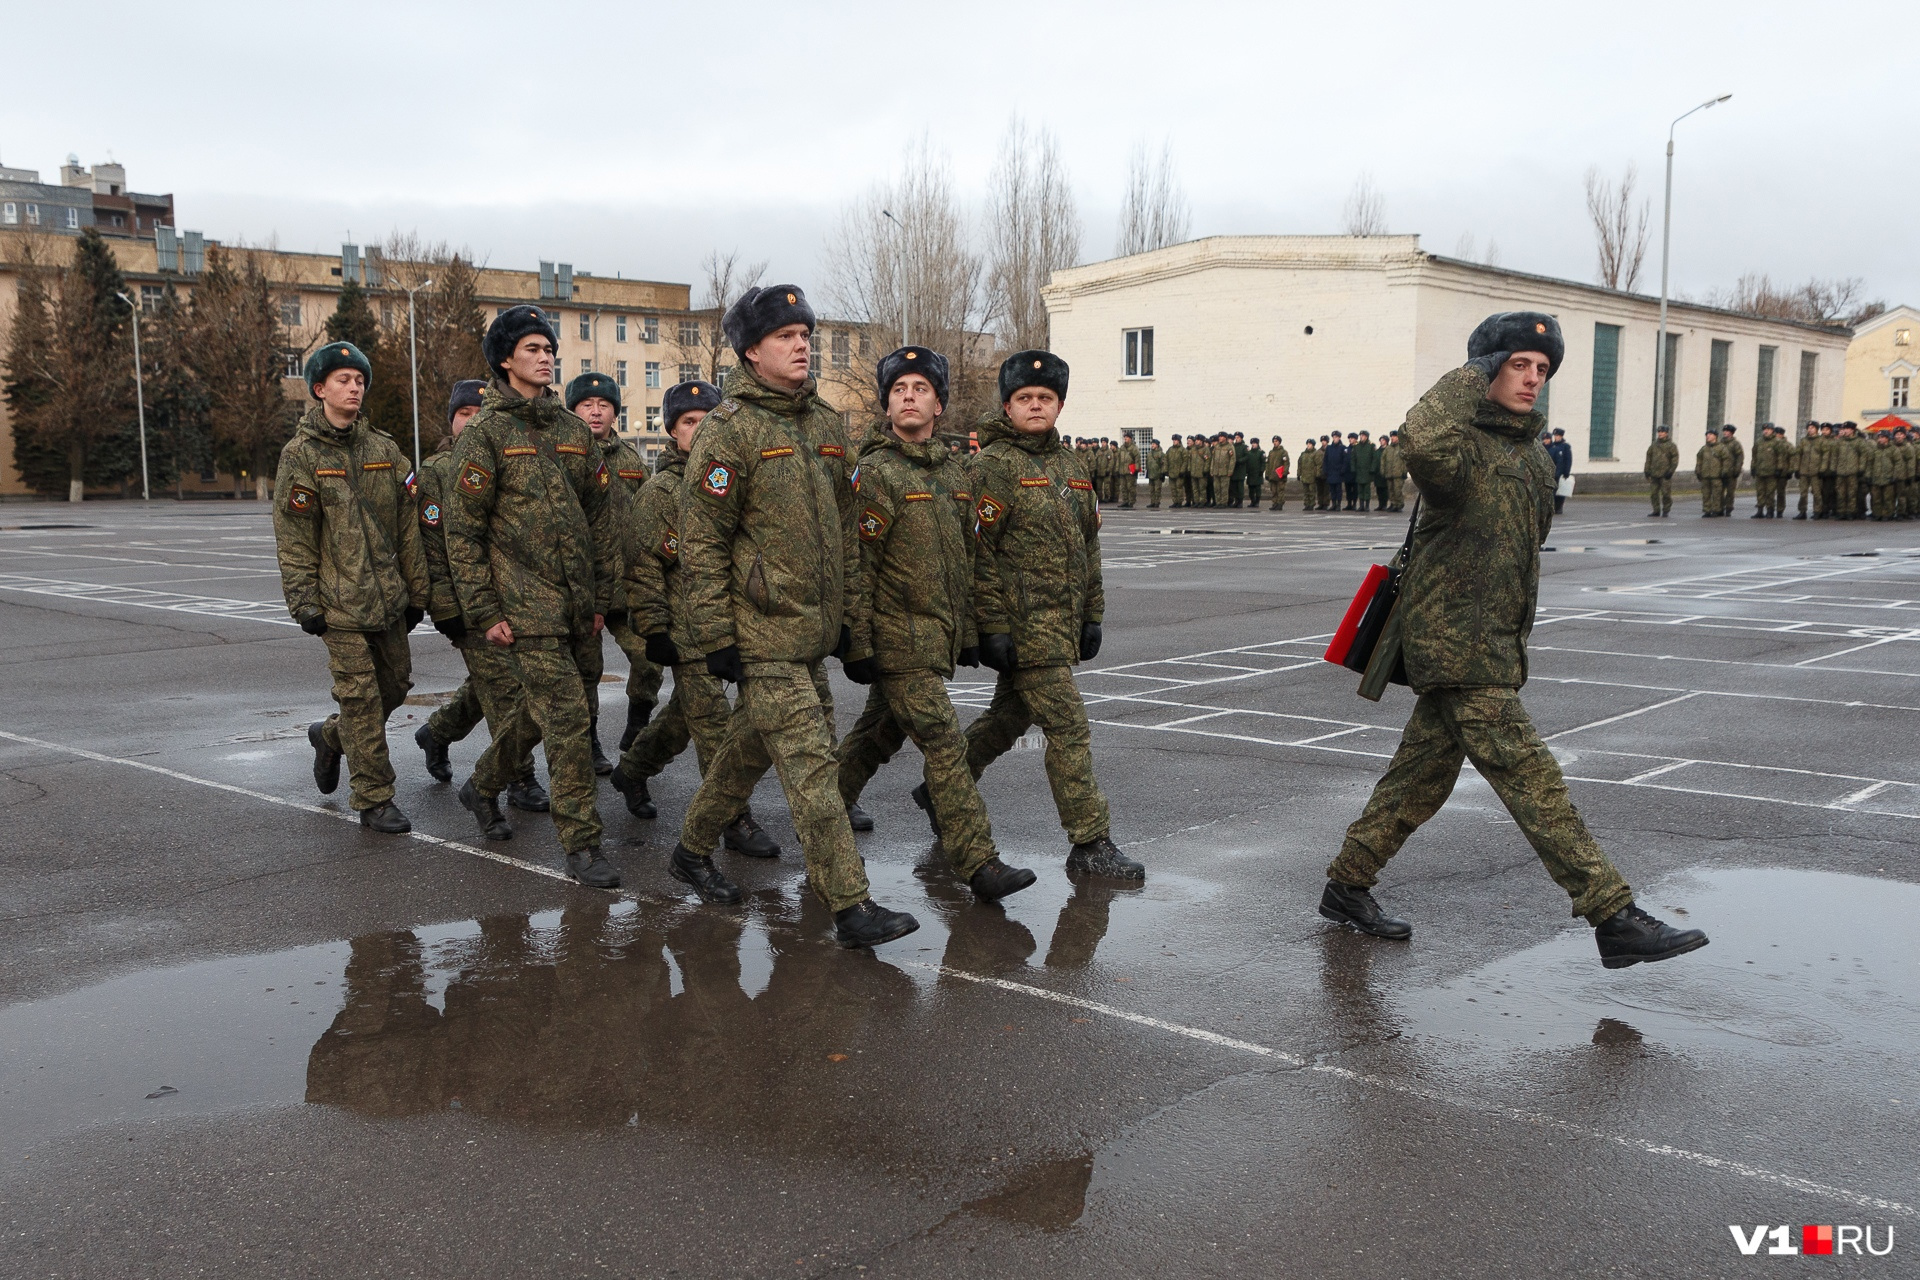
1, 494, 1916, 1278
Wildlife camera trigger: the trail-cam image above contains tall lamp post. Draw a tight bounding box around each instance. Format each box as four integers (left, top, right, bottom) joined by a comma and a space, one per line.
882, 209, 908, 348
1654, 93, 1732, 434
404, 278, 434, 474
114, 291, 150, 501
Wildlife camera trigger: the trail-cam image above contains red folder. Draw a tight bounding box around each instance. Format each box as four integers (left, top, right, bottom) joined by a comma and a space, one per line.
1323, 564, 1390, 666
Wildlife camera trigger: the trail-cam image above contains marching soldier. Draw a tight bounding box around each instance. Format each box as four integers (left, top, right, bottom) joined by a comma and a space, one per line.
671, 284, 920, 947
967, 351, 1144, 882
1266, 436, 1290, 510
1321, 312, 1707, 970
1146, 436, 1167, 509
1645, 426, 1677, 517
275, 340, 430, 833
444, 305, 621, 888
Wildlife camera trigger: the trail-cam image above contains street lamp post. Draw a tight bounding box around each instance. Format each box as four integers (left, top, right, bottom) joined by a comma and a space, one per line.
405, 278, 434, 475
1654, 93, 1731, 434
882, 209, 908, 348
114, 291, 150, 501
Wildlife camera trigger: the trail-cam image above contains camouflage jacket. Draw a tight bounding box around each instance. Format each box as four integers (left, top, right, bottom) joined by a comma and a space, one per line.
846, 428, 978, 674
1644, 439, 1678, 480
1751, 436, 1784, 478
679, 366, 859, 664
1398, 366, 1555, 693
1812, 435, 1837, 474
1377, 442, 1403, 481
1350, 440, 1378, 484
1871, 440, 1898, 484
443, 380, 617, 639
1119, 439, 1139, 476
1793, 435, 1818, 477
1209, 441, 1236, 478
1695, 443, 1723, 479
1297, 446, 1321, 482
624, 442, 692, 652
1723, 437, 1746, 476
1832, 436, 1866, 477
1164, 444, 1187, 478
972, 413, 1103, 667
1146, 446, 1167, 480
601, 431, 652, 598
415, 438, 471, 642
272, 405, 429, 632
1267, 443, 1291, 480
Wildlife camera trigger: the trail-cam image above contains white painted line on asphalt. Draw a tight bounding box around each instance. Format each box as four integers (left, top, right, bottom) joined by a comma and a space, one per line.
914, 963, 1918, 1219
1832, 780, 1893, 808
1793, 633, 1920, 667
0, 574, 295, 625
1541, 691, 1700, 741
1531, 642, 1920, 682
1153, 710, 1239, 729
1621, 761, 1694, 784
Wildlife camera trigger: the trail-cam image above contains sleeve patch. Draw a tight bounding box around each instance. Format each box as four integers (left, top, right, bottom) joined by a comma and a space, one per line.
952, 491, 970, 501
903, 491, 933, 502
458, 463, 492, 496
361, 461, 393, 471
1019, 476, 1051, 488
760, 446, 796, 459
404, 469, 418, 495
314, 468, 348, 478
1067, 478, 1093, 491
502, 446, 538, 457
556, 443, 590, 456
596, 460, 610, 487
818, 444, 845, 457
420, 501, 442, 527
285, 483, 317, 515
858, 507, 890, 540
617, 469, 647, 480
976, 495, 1004, 525
701, 463, 734, 498
662, 528, 679, 558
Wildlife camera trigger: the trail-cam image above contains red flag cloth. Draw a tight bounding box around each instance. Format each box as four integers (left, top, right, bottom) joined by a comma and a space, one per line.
1324, 564, 1390, 666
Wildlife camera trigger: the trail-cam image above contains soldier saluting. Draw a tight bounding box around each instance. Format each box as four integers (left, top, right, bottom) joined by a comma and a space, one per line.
444, 305, 622, 889
275, 340, 430, 834
1320, 312, 1706, 970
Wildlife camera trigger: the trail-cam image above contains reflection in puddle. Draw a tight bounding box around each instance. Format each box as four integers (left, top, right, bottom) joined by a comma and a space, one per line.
957, 1153, 1094, 1231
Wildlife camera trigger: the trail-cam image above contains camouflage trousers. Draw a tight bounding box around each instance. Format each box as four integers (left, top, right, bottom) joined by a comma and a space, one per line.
1328, 687, 1633, 924
319, 619, 413, 810
578, 620, 665, 720
1874, 482, 1897, 518
1385, 477, 1405, 510
1797, 474, 1815, 515
964, 664, 1111, 846
426, 640, 536, 780
1246, 476, 1263, 507
1147, 478, 1162, 507
1648, 478, 1672, 515
1836, 475, 1861, 517
619, 660, 737, 781
1269, 478, 1286, 510
1757, 476, 1788, 516
837, 670, 1000, 877
681, 659, 869, 912
473, 633, 603, 853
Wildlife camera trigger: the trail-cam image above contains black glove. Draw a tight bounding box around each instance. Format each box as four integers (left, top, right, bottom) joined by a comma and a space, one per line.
706, 644, 744, 684
1079, 621, 1102, 662
957, 646, 980, 668
981, 633, 1015, 673
842, 654, 881, 685
604, 607, 630, 626
403, 605, 425, 631
645, 631, 681, 667
298, 612, 328, 637
1465, 353, 1507, 383
832, 624, 852, 660
434, 616, 467, 642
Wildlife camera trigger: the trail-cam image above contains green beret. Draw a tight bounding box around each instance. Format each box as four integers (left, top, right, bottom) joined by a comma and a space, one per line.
565, 371, 622, 414
304, 342, 372, 399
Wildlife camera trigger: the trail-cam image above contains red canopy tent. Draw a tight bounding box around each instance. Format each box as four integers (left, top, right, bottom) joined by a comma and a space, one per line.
1865, 414, 1912, 433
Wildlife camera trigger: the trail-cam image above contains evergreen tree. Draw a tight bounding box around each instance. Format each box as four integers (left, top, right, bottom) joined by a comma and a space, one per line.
188, 247, 293, 499
325, 278, 381, 355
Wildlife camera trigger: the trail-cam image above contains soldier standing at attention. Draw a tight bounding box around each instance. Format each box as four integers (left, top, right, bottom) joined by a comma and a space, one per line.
1119, 432, 1139, 508
1245, 436, 1265, 509
445, 305, 621, 889
834, 346, 1037, 900
1378, 430, 1406, 511
1546, 427, 1573, 515
1351, 429, 1378, 512
275, 340, 431, 834
1227, 431, 1248, 508
1833, 422, 1865, 519
1323, 433, 1350, 510
1751, 424, 1780, 518
1695, 429, 1723, 517
1792, 424, 1817, 519
1164, 434, 1186, 508
1870, 428, 1898, 520
1296, 438, 1321, 510
1267, 436, 1290, 510
967, 351, 1145, 883
565, 372, 665, 770
1645, 426, 1677, 517
1817, 422, 1840, 518
1320, 312, 1707, 970
413, 380, 548, 831
1719, 425, 1744, 517
1146, 436, 1167, 509
670, 285, 919, 947
1210, 432, 1236, 508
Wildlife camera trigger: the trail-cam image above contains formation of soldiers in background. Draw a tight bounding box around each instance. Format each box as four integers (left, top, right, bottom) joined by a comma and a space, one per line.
1643, 419, 1919, 520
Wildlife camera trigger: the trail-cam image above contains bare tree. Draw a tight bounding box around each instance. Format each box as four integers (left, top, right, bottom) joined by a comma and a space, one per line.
1342, 173, 1387, 237
1115, 139, 1191, 257
1704, 273, 1885, 327
364, 234, 488, 453
823, 138, 990, 428
187, 245, 293, 499
1584, 164, 1650, 291
985, 117, 1081, 352
1453, 231, 1477, 260
1481, 239, 1502, 268
671, 249, 767, 388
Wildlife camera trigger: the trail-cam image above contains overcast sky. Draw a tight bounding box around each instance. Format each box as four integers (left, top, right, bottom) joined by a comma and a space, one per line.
7, 0, 1909, 310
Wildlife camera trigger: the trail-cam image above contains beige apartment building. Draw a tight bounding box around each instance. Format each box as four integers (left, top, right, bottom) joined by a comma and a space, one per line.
1043, 236, 1851, 483
1842, 304, 1919, 428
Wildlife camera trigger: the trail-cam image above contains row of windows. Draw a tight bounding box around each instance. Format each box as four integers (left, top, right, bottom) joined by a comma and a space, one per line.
1598, 329, 1821, 459
1, 201, 81, 229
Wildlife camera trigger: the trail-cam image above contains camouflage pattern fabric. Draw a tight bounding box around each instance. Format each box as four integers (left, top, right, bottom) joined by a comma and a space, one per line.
845, 428, 978, 672
964, 663, 1111, 846
1329, 687, 1633, 925
600, 431, 665, 710
1163, 442, 1187, 506
317, 619, 414, 810
618, 660, 741, 783
1295, 445, 1321, 508
415, 438, 464, 629
971, 414, 1103, 668
1644, 437, 1678, 515
473, 632, 601, 853
1377, 440, 1405, 510
1267, 444, 1290, 509
1396, 366, 1555, 693
427, 645, 535, 776
836, 684, 908, 805
273, 405, 429, 632
427, 675, 483, 745
843, 670, 1000, 878
680, 659, 871, 912
1118, 438, 1138, 508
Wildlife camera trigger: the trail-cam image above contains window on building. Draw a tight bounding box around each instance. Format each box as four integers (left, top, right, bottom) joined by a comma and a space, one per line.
678, 363, 699, 383
809, 345, 821, 377
645, 406, 663, 430
859, 330, 873, 357
140, 284, 163, 312
616, 315, 628, 342
68, 207, 82, 228
279, 297, 302, 327
1123, 327, 1155, 378
615, 359, 628, 387
1588, 323, 1620, 459
1, 202, 15, 224
643, 316, 659, 343
1705, 338, 1731, 431
618, 410, 628, 432
1658, 333, 1681, 430
1755, 345, 1777, 426
1895, 328, 1911, 347
716, 364, 734, 384
380, 301, 394, 328
282, 349, 302, 378
543, 308, 561, 334
645, 361, 661, 388
581, 359, 592, 375
25, 203, 40, 226
1894, 376, 1912, 410
579, 314, 591, 341
108, 212, 125, 227
1796, 351, 1819, 428
832, 329, 851, 369
678, 319, 700, 346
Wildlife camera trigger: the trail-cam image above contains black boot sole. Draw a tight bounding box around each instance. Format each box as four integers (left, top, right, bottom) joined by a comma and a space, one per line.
971, 867, 1038, 902
1318, 903, 1412, 940
837, 916, 920, 949
669, 860, 742, 904
1600, 934, 1709, 969
310, 722, 341, 795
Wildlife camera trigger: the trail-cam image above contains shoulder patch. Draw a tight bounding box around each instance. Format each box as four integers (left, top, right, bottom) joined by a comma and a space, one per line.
976, 494, 1004, 526
1019, 476, 1051, 488
285, 483, 317, 516
1068, 478, 1093, 491
710, 399, 742, 422
596, 460, 610, 487
502, 446, 537, 457
458, 462, 492, 496
361, 461, 393, 471
952, 491, 970, 501
617, 469, 646, 480
662, 527, 679, 558
760, 445, 795, 459
818, 444, 845, 458
556, 443, 589, 457
903, 491, 933, 502
403, 469, 418, 496
858, 507, 890, 541
314, 468, 348, 478
420, 501, 442, 527
701, 462, 734, 498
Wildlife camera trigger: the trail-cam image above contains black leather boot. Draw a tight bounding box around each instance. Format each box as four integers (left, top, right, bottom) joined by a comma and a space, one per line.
833, 899, 920, 948
911, 781, 941, 837
722, 813, 780, 858
358, 800, 411, 834
846, 801, 874, 832
608, 765, 656, 819
1594, 903, 1708, 969
670, 842, 741, 903
589, 717, 613, 776
969, 858, 1037, 902
619, 699, 655, 752
1066, 836, 1145, 882
1319, 880, 1412, 940
565, 846, 621, 890
459, 779, 512, 841
414, 722, 451, 782
309, 721, 342, 795
505, 775, 549, 812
